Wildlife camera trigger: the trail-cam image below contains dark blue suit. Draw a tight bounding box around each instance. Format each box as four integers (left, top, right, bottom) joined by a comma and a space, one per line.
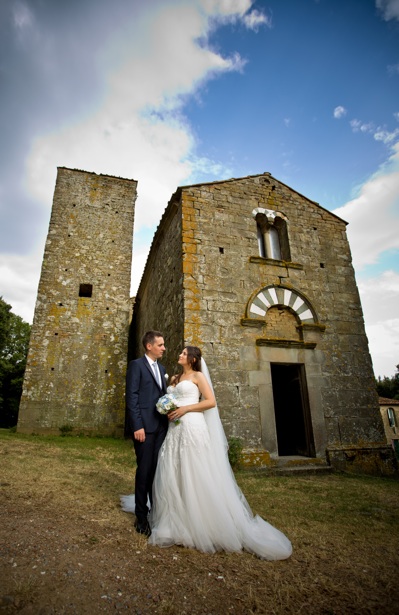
126, 355, 168, 521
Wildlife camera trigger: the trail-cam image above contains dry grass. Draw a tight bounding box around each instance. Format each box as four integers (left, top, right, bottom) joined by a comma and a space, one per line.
0, 430, 398, 614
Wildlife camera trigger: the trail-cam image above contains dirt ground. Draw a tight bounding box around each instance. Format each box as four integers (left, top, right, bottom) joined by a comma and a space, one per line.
1, 434, 399, 614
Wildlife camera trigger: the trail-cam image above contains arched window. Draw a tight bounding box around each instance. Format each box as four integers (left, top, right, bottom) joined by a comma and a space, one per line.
256, 223, 266, 258
387, 407, 397, 431
253, 208, 290, 261
264, 225, 282, 260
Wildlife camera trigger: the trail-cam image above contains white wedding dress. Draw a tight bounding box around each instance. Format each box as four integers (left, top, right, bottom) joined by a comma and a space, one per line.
147, 380, 292, 560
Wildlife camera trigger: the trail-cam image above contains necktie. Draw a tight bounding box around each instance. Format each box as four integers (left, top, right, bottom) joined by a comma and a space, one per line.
152, 362, 161, 386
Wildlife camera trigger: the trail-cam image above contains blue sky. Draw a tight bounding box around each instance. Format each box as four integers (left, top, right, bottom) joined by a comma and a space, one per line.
0, 0, 398, 378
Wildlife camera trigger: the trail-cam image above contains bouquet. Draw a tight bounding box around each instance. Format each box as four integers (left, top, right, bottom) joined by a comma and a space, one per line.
156, 392, 180, 424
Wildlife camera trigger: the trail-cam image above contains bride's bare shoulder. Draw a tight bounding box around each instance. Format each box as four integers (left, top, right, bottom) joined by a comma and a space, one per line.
193, 372, 206, 385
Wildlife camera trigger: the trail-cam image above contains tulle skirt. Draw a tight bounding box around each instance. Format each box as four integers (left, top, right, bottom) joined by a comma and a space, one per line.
146, 413, 292, 561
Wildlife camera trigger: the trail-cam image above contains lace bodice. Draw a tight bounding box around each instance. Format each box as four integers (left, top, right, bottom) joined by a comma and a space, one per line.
167, 380, 200, 406
162, 379, 209, 453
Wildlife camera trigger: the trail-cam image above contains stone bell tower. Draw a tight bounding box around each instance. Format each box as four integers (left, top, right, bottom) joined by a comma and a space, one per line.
18, 167, 136, 435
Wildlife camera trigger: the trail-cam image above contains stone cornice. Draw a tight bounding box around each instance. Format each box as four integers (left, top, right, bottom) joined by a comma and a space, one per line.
255, 338, 317, 349
249, 256, 303, 269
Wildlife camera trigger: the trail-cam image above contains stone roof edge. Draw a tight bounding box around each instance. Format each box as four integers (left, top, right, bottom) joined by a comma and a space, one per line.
57, 166, 137, 184
135, 171, 349, 295
379, 396, 399, 405
177, 172, 349, 225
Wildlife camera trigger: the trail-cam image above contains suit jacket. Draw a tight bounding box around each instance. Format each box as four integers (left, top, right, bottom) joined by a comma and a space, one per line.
126, 355, 168, 434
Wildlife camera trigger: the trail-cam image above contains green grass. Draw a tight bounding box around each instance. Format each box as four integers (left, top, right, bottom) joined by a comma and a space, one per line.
240, 468, 399, 531
0, 428, 137, 499
0, 427, 135, 464
1, 429, 399, 614
2, 429, 397, 531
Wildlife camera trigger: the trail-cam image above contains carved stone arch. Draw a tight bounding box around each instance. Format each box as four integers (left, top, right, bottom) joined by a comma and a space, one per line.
247, 285, 317, 324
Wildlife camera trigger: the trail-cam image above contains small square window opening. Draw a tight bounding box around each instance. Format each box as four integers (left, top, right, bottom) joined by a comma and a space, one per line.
79, 284, 93, 298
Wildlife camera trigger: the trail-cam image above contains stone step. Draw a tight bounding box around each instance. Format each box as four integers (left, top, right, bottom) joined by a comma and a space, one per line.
241, 453, 333, 475
266, 464, 333, 476
271, 456, 332, 475
241, 449, 332, 475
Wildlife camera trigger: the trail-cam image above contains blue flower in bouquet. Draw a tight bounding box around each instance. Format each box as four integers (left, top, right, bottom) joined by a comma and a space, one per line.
156, 392, 180, 424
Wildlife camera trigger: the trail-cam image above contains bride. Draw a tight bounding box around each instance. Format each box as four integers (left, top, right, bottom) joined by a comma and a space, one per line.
146, 345, 292, 560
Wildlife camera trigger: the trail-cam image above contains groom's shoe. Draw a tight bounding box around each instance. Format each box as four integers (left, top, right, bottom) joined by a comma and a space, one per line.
134, 517, 151, 537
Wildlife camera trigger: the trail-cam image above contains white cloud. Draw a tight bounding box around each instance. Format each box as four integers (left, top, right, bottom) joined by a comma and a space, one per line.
25, 1, 248, 234
2, 0, 264, 320
357, 271, 399, 377
388, 62, 399, 74
243, 9, 272, 30
332, 142, 399, 377
200, 0, 270, 30
333, 141, 399, 271
374, 128, 399, 144
350, 119, 374, 134
131, 243, 152, 297
0, 250, 44, 323
349, 115, 399, 144
12, 0, 34, 30
376, 0, 399, 21
201, 0, 251, 16
188, 155, 232, 178
27, 112, 194, 232
333, 105, 347, 119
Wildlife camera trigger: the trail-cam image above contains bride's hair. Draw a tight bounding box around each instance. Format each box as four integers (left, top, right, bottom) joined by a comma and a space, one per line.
186, 346, 202, 371
174, 346, 202, 383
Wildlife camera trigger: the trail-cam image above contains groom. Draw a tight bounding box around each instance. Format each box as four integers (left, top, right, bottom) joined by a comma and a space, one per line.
126, 330, 168, 536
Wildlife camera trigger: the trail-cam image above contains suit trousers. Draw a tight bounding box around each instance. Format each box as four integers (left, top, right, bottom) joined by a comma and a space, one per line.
133, 422, 167, 521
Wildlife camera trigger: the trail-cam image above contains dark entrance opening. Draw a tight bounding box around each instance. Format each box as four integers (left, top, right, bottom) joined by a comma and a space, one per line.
271, 363, 315, 457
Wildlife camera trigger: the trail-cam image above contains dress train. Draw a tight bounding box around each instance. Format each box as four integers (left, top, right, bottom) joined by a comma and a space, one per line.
146, 380, 292, 561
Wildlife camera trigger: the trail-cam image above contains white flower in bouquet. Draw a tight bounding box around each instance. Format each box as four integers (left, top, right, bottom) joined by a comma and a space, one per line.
156, 392, 180, 424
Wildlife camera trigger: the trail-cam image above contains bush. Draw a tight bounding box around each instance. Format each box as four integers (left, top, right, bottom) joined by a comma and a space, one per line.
228, 436, 243, 470
0, 297, 31, 428
59, 424, 74, 437
376, 364, 399, 400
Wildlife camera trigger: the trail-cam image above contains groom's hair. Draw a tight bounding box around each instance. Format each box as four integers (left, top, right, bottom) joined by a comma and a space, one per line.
142, 330, 164, 350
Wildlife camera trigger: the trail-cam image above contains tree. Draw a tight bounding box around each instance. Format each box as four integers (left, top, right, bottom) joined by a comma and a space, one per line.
376, 365, 399, 401
0, 297, 31, 427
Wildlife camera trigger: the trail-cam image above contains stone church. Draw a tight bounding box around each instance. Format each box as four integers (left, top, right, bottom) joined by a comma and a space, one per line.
18, 167, 394, 474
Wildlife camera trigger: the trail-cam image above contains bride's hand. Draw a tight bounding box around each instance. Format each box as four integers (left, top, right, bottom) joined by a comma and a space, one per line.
168, 405, 188, 421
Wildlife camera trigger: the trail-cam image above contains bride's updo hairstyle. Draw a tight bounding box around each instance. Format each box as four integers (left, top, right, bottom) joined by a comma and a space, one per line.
175, 346, 202, 384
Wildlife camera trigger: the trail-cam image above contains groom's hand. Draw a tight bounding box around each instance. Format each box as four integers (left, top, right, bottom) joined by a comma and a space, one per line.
134, 428, 145, 442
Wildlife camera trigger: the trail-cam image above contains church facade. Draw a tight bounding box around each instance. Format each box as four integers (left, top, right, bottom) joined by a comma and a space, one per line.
131, 172, 392, 474
19, 168, 394, 474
